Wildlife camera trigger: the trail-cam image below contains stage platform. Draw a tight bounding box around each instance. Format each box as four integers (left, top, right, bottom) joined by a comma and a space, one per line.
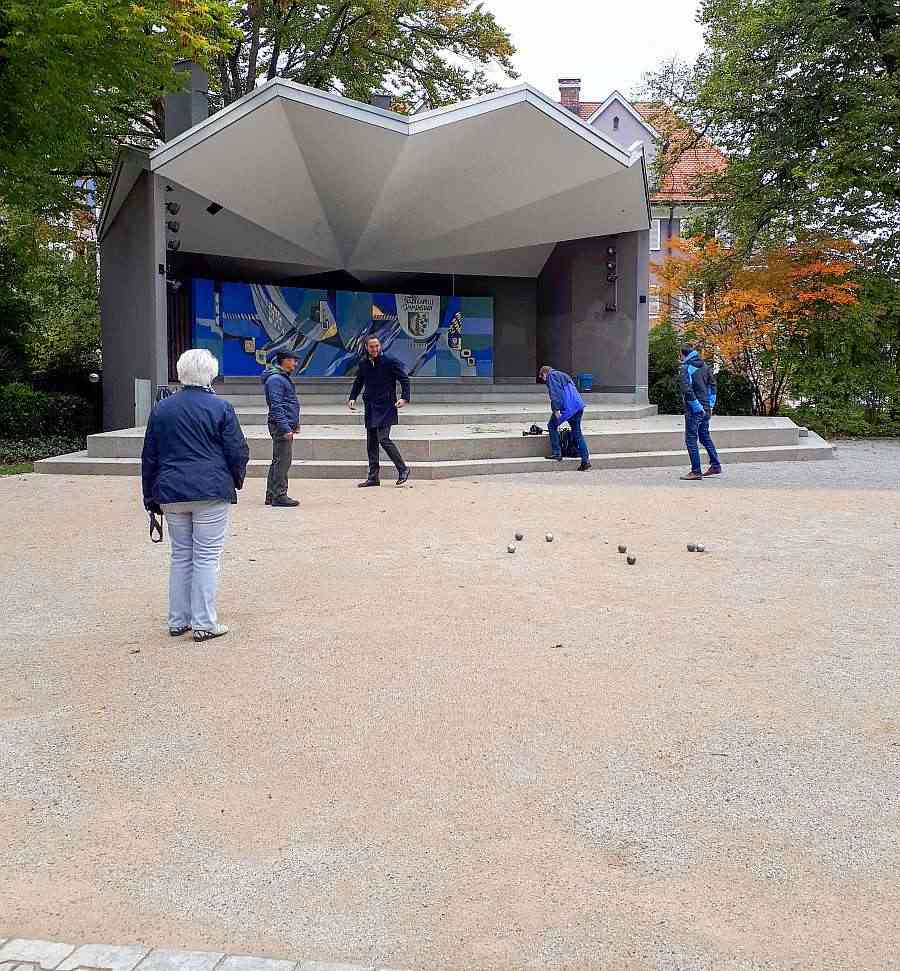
35, 387, 833, 478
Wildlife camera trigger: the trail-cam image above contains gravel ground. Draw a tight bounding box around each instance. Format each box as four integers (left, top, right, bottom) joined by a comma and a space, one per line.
2, 441, 899, 970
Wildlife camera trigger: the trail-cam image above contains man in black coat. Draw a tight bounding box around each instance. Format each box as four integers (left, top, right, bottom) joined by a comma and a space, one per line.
348, 335, 411, 487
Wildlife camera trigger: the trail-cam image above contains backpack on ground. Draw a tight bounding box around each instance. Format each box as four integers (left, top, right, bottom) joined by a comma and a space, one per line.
558, 427, 580, 458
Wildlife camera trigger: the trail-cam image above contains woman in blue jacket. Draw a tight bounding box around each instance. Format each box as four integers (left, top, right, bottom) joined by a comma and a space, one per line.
538, 365, 592, 470
141, 349, 250, 642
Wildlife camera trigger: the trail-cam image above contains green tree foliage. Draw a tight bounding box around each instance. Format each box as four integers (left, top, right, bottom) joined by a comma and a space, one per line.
0, 0, 235, 216
215, 0, 517, 109
642, 0, 900, 262
788, 269, 900, 432
0, 232, 31, 380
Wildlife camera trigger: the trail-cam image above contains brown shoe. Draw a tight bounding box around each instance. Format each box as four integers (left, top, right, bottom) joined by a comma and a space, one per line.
703, 466, 722, 476
680, 471, 703, 481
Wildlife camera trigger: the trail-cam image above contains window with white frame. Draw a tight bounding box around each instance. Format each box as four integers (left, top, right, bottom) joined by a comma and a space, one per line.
649, 218, 661, 251
649, 285, 660, 318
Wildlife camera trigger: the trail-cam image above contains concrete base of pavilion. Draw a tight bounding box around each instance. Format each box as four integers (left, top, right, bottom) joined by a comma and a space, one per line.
35, 384, 833, 478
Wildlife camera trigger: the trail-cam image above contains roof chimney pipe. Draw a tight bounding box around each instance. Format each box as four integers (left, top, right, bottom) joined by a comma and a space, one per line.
558, 77, 582, 114
164, 60, 209, 141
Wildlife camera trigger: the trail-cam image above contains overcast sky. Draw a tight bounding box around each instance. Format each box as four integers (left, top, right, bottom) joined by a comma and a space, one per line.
482, 0, 705, 102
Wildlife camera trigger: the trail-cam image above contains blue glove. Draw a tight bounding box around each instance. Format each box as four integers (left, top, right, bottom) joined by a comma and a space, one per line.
708, 394, 717, 411
690, 399, 704, 415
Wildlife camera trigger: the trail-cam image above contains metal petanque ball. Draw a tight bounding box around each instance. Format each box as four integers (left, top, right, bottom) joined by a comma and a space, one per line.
696, 544, 706, 553
515, 532, 524, 541
617, 544, 627, 554
687, 543, 696, 552
507, 543, 517, 554
626, 554, 637, 565
545, 533, 554, 543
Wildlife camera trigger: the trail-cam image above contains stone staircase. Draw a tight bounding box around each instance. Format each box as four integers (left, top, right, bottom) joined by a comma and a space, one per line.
35, 382, 833, 478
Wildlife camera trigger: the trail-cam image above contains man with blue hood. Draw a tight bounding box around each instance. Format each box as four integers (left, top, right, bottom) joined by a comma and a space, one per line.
679, 344, 722, 481
262, 348, 301, 506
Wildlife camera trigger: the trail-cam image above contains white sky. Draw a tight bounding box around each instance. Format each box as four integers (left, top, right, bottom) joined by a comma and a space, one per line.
482, 0, 705, 102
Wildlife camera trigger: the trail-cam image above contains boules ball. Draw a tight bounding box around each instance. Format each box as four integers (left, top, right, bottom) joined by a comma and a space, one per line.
515, 532, 524, 541
617, 544, 627, 554
545, 532, 554, 543
626, 554, 637, 565
687, 543, 696, 552
696, 544, 706, 553
507, 543, 517, 554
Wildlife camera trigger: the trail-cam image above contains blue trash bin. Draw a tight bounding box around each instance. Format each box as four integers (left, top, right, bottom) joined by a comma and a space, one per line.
577, 372, 593, 392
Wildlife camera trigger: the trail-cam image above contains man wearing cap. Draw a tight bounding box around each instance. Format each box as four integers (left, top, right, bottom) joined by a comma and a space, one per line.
679, 344, 722, 481
262, 349, 301, 507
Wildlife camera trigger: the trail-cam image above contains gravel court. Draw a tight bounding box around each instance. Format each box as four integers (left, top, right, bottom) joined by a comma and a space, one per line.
1, 441, 899, 970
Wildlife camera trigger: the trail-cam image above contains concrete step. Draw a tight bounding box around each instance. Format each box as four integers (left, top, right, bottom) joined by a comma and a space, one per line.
218, 390, 642, 406
83, 416, 803, 462
34, 433, 835, 478
232, 403, 659, 425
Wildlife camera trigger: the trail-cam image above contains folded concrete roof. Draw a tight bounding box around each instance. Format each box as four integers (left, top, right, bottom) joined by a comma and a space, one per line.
145, 79, 650, 278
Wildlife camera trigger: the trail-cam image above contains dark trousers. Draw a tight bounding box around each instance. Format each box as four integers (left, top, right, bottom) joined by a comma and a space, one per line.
548, 409, 590, 463
684, 411, 721, 473
366, 424, 406, 480
266, 421, 294, 499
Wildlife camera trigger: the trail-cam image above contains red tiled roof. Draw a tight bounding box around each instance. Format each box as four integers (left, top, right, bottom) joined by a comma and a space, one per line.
560, 96, 727, 203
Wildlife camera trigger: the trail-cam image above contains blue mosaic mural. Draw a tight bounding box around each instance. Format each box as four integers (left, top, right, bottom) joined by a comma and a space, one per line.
191, 279, 493, 378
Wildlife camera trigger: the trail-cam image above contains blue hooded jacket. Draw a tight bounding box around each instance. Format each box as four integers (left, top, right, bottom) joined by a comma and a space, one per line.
679, 350, 718, 415
545, 368, 586, 422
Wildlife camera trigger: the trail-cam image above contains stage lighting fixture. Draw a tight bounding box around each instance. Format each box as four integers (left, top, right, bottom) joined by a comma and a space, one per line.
166, 220, 180, 233
166, 202, 181, 216
167, 239, 181, 252
206, 202, 223, 215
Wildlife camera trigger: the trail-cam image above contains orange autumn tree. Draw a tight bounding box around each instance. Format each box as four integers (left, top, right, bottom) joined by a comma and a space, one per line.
653, 236, 859, 415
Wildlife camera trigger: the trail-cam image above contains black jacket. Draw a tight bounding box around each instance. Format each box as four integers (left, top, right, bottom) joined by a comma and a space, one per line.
141, 386, 250, 510
679, 351, 718, 415
349, 353, 411, 429
262, 365, 301, 435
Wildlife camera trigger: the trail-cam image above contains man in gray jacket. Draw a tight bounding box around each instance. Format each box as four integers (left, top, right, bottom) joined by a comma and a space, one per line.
262, 348, 301, 506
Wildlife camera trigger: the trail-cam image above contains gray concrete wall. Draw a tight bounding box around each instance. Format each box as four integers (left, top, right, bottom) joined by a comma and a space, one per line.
100, 172, 162, 430
537, 231, 649, 397
454, 276, 536, 380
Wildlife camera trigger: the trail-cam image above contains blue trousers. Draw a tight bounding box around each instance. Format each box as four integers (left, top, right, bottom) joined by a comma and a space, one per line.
548, 409, 590, 463
685, 411, 721, 474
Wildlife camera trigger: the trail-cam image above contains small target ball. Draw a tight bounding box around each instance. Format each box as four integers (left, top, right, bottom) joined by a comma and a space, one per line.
696, 544, 705, 553
515, 532, 524, 541
507, 543, 517, 554
618, 544, 627, 554
545, 533, 554, 543
626, 554, 637, 565
687, 543, 696, 552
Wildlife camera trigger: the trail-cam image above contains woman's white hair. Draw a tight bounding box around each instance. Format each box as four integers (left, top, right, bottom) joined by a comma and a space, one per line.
177, 348, 219, 387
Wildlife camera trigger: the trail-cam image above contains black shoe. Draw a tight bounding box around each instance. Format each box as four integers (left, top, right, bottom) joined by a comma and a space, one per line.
577, 461, 592, 471
396, 467, 410, 486
193, 624, 229, 642
271, 496, 299, 507
358, 479, 380, 487
264, 496, 272, 505
545, 454, 563, 461
169, 625, 191, 637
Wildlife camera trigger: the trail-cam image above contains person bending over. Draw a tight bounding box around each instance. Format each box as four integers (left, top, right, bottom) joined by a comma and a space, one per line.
538, 365, 591, 471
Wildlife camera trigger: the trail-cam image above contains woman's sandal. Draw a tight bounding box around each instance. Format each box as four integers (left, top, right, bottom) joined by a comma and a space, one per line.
169, 626, 191, 637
